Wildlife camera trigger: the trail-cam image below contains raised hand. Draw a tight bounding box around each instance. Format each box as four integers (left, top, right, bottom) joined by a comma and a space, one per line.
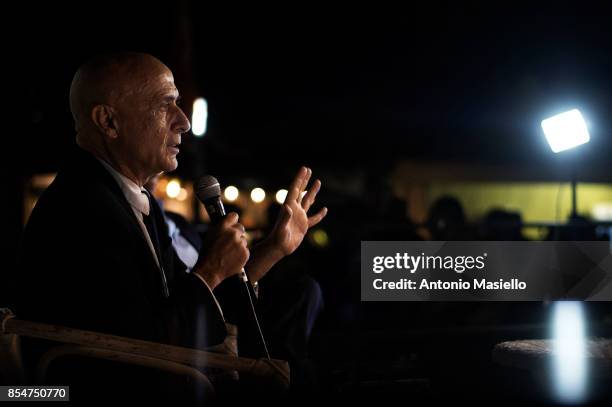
268, 166, 328, 257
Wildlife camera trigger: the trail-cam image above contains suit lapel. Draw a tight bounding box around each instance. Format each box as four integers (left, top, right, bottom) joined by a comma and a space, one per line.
70, 147, 170, 296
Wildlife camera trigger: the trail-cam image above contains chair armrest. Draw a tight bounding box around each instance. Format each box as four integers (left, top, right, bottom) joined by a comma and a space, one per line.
35, 344, 215, 395
1, 308, 289, 389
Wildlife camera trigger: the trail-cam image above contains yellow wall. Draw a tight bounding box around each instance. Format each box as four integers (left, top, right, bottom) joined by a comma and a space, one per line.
426, 182, 612, 223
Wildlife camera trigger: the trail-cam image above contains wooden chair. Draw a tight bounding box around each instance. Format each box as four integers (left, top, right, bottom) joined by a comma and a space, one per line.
0, 308, 289, 400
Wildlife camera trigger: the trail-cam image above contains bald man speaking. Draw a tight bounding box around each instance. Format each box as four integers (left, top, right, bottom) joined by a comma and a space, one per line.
17, 52, 326, 400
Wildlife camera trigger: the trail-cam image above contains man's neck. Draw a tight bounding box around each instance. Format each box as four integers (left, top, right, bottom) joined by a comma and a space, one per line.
78, 141, 146, 187
102, 158, 145, 188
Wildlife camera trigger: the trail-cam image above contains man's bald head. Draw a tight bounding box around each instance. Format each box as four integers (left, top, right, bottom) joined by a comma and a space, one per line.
68, 52, 189, 186
69, 52, 171, 132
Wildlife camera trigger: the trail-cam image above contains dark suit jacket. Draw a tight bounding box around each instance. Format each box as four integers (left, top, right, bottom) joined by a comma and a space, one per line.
17, 146, 227, 350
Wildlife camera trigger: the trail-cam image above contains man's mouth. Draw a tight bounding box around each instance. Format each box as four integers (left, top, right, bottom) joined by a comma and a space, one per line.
168, 143, 181, 153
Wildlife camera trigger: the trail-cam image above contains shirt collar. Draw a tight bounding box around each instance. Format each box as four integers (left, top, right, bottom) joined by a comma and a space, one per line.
97, 158, 150, 216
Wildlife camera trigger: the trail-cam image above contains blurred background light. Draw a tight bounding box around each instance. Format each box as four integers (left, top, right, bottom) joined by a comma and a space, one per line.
275, 189, 288, 204
192, 97, 208, 137
551, 301, 587, 404
166, 179, 181, 199
224, 185, 239, 202
251, 187, 266, 203
542, 109, 590, 153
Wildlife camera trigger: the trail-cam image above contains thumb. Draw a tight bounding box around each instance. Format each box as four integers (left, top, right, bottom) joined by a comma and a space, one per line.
223, 212, 239, 226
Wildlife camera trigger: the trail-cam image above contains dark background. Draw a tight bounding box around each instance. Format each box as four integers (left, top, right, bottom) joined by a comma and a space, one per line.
17, 3, 612, 175
7, 2, 612, 403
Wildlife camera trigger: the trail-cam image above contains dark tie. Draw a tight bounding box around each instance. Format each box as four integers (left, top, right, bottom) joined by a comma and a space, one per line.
142, 189, 170, 298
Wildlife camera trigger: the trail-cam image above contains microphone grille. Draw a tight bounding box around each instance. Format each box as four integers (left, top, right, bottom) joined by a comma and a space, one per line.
196, 175, 221, 201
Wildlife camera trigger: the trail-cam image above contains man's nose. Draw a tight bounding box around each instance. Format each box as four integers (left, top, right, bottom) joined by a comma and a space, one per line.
173, 106, 191, 134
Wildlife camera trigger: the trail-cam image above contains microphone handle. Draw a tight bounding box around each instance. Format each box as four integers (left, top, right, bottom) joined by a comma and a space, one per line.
205, 199, 251, 284
203, 199, 226, 221
204, 197, 270, 359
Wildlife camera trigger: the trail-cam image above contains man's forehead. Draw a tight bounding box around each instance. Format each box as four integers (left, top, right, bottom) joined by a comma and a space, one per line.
157, 73, 178, 95
158, 72, 176, 87
129, 71, 178, 98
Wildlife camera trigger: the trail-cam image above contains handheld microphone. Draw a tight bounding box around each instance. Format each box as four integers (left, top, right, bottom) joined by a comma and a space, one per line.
195, 175, 248, 282
195, 175, 225, 220
195, 175, 270, 359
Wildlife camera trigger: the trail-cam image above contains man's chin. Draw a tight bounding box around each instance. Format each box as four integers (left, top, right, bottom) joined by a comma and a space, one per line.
163, 158, 179, 172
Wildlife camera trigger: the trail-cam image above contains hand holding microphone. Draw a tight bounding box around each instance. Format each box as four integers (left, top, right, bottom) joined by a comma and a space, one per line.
195, 175, 270, 359
193, 176, 249, 290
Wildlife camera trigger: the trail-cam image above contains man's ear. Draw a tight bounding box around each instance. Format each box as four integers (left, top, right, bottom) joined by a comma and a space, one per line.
91, 104, 120, 139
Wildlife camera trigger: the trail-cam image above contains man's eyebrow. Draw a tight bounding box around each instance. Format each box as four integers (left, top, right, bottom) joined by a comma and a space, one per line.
160, 93, 180, 102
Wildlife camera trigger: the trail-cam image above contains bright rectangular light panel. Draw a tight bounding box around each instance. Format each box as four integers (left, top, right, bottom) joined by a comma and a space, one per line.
541, 109, 590, 153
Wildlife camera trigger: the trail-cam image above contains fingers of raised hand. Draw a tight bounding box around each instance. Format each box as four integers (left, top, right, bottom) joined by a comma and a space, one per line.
308, 207, 328, 228
286, 167, 309, 203
301, 179, 321, 211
